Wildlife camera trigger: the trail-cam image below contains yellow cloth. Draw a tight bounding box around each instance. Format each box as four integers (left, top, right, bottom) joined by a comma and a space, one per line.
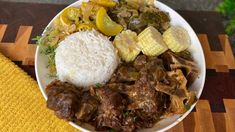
0, 53, 79, 132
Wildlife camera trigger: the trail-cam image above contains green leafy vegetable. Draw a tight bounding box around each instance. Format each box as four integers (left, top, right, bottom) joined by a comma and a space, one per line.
108, 129, 115, 132
36, 27, 60, 76
184, 104, 191, 111
95, 83, 102, 88
216, 0, 235, 19
216, 0, 235, 35
32, 36, 42, 45
123, 111, 129, 117
109, 1, 170, 34
225, 20, 235, 36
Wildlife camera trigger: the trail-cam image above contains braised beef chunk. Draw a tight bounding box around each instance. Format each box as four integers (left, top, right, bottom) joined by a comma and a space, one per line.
133, 55, 147, 70
95, 87, 126, 131
126, 83, 158, 113
125, 58, 168, 114
110, 65, 139, 83
75, 92, 99, 122
46, 80, 82, 120
106, 83, 127, 94
124, 57, 170, 129
121, 113, 136, 132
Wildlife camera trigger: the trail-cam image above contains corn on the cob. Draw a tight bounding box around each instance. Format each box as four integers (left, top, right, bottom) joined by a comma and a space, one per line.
137, 26, 168, 56
163, 26, 191, 52
114, 30, 140, 62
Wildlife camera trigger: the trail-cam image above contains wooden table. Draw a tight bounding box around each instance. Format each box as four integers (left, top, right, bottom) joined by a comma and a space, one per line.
0, 1, 234, 132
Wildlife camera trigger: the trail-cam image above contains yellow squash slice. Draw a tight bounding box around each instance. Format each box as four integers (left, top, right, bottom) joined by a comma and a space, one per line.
96, 7, 123, 36
91, 0, 117, 7
60, 7, 81, 26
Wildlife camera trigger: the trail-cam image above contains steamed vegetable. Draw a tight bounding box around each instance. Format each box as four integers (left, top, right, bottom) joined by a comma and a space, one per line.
91, 0, 117, 7
77, 22, 96, 31
38, 28, 59, 75
163, 26, 191, 52
114, 30, 140, 62
96, 7, 123, 36
59, 7, 81, 26
126, 0, 154, 9
109, 2, 170, 33
138, 26, 168, 56
80, 1, 101, 22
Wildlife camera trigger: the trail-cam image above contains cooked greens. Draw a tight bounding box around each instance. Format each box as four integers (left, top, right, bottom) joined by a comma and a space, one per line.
108, 1, 170, 33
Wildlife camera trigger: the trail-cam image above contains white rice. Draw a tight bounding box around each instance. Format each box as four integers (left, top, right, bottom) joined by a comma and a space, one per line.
55, 30, 119, 88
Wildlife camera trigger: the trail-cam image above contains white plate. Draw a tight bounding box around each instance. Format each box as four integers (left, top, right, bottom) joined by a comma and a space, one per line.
35, 0, 206, 132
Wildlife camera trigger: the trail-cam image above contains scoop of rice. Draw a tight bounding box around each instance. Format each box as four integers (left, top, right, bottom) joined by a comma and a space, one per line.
55, 30, 119, 88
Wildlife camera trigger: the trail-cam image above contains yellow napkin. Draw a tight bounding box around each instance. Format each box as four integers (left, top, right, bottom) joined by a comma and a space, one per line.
0, 53, 79, 132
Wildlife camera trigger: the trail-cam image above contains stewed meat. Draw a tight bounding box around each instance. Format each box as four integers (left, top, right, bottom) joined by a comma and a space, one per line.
155, 69, 196, 114
75, 91, 99, 122
133, 55, 147, 70
126, 83, 158, 113
95, 87, 126, 131
46, 80, 82, 120
109, 65, 140, 83
161, 51, 199, 85
45, 51, 198, 132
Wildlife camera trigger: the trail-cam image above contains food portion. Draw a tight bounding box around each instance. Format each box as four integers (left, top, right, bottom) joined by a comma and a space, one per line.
109, 0, 170, 33
55, 30, 119, 87
91, 0, 117, 7
138, 26, 168, 56
161, 51, 199, 85
36, 0, 199, 131
46, 52, 197, 131
96, 7, 123, 36
46, 80, 83, 120
163, 26, 191, 52
113, 30, 140, 62
125, 0, 155, 9
59, 7, 81, 27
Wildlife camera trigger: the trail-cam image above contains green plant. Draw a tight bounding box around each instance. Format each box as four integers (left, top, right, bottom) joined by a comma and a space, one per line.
216, 0, 235, 35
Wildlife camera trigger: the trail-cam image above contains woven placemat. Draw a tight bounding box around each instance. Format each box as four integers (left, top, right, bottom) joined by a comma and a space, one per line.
0, 52, 79, 132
